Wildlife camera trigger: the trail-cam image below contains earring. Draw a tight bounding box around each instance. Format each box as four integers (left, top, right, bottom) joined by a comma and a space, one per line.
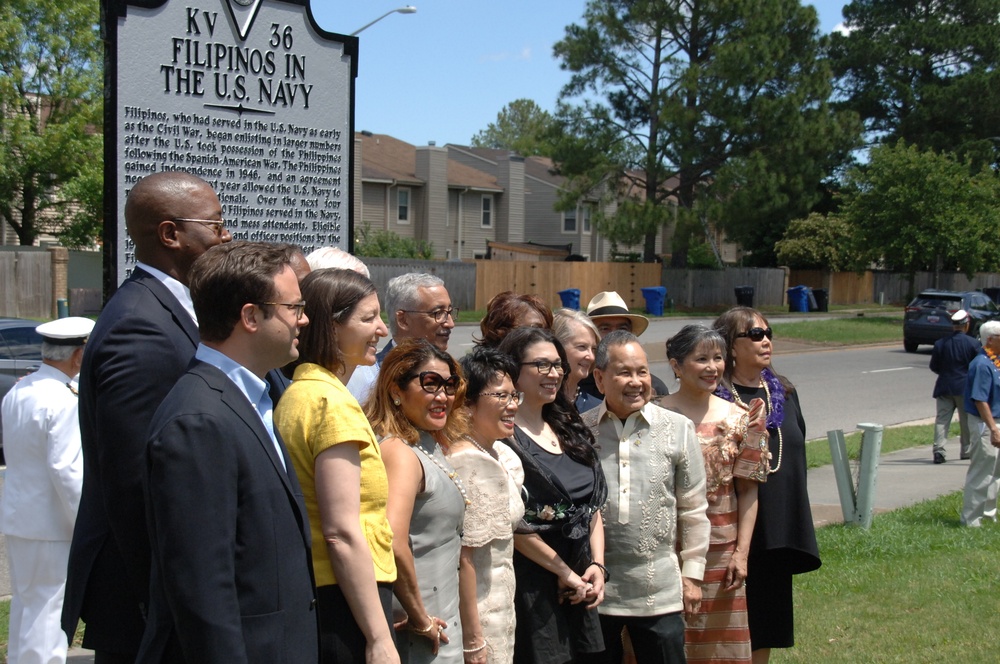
393, 398, 401, 406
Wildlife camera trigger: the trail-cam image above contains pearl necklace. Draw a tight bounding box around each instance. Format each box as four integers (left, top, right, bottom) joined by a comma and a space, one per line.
413, 440, 471, 506
462, 434, 496, 459
732, 381, 783, 474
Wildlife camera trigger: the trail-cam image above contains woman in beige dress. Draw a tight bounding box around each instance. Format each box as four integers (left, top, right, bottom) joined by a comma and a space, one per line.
449, 345, 526, 663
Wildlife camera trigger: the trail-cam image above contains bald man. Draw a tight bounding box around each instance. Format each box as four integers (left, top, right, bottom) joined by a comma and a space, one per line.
63, 172, 232, 662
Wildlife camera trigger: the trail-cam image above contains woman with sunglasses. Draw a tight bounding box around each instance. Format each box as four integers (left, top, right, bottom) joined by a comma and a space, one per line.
496, 327, 607, 663
273, 268, 397, 664
712, 308, 821, 664
448, 346, 526, 663
658, 325, 770, 663
365, 339, 469, 664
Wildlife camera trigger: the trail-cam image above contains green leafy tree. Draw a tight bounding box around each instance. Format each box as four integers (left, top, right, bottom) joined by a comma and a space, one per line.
775, 212, 855, 270
0, 0, 103, 246
550, 0, 860, 264
470, 99, 555, 157
840, 141, 1000, 296
830, 0, 1000, 166
354, 221, 433, 260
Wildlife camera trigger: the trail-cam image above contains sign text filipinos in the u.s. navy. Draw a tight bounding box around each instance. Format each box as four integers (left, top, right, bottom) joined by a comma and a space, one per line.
113, 0, 356, 280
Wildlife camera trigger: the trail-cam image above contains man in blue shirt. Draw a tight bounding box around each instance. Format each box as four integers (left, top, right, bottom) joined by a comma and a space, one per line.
929, 310, 980, 463
961, 320, 1000, 527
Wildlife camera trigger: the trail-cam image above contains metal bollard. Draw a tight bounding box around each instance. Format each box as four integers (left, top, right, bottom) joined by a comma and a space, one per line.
827, 423, 884, 528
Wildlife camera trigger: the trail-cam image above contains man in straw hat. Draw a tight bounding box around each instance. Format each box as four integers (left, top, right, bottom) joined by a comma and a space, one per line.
579, 291, 669, 400
2, 317, 94, 664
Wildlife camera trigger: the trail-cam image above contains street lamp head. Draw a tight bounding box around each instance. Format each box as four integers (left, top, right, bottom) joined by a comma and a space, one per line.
350, 6, 418, 36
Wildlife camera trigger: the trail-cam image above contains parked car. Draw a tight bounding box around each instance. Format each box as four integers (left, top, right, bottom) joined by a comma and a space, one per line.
903, 290, 1000, 352
0, 318, 44, 460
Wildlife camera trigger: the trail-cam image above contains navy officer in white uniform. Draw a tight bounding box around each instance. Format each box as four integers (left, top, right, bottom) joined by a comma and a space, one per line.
1, 316, 94, 664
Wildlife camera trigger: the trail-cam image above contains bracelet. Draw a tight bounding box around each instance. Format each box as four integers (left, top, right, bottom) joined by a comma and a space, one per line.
409, 615, 436, 634
463, 641, 487, 653
587, 561, 610, 582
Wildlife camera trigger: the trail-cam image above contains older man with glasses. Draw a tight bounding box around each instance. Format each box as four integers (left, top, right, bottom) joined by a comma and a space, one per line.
347, 273, 457, 404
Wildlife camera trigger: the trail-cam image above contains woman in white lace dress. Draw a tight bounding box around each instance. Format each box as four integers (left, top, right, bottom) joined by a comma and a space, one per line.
449, 346, 526, 663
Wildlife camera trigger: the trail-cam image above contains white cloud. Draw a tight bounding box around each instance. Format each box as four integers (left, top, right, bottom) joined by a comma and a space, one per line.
480, 46, 532, 63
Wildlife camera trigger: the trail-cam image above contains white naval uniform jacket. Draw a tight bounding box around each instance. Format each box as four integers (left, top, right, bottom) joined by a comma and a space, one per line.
1, 363, 83, 541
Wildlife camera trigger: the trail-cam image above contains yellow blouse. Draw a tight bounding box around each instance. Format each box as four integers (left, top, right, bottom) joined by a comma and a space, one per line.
274, 362, 396, 586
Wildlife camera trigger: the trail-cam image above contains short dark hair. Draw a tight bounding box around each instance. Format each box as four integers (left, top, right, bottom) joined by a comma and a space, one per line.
665, 325, 725, 364
291, 268, 378, 375
595, 330, 639, 371
189, 241, 291, 342
478, 291, 553, 347
459, 345, 518, 406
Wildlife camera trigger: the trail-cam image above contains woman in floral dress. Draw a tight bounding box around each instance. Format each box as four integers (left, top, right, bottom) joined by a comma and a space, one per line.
658, 325, 769, 664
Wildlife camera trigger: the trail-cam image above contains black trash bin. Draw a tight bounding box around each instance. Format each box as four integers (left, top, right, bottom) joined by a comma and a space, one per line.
813, 288, 829, 312
734, 285, 754, 308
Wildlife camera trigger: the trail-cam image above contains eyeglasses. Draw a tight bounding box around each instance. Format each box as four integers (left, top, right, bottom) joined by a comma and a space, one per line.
172, 217, 227, 237
399, 307, 459, 323
736, 327, 773, 342
409, 371, 460, 396
256, 301, 307, 320
480, 391, 524, 407
520, 360, 567, 375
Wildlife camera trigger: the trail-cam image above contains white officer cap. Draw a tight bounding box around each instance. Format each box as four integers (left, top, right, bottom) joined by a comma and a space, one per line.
35, 317, 96, 346
951, 310, 970, 325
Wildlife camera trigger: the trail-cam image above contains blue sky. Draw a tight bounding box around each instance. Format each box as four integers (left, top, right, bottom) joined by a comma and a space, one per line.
311, 1, 849, 147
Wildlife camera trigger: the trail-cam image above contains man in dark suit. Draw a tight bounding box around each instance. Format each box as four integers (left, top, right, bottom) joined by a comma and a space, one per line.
63, 172, 231, 662
930, 309, 981, 463
137, 241, 318, 663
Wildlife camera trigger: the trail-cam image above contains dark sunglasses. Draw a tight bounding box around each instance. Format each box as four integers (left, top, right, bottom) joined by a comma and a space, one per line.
736, 326, 773, 342
409, 371, 460, 396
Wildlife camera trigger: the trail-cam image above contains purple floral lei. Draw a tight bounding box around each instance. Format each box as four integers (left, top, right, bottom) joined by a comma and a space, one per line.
715, 367, 785, 430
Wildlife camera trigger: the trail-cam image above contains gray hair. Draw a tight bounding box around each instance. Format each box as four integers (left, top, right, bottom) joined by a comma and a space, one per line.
595, 329, 640, 371
385, 272, 446, 337
980, 320, 1000, 344
41, 342, 79, 362
666, 324, 726, 363
306, 247, 370, 277
552, 308, 600, 347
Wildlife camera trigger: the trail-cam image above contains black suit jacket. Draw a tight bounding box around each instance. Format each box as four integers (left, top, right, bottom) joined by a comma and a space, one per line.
137, 360, 318, 664
64, 268, 200, 653
930, 331, 982, 397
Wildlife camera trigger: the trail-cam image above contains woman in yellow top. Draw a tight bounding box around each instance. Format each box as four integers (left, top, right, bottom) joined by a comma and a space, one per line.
274, 268, 398, 664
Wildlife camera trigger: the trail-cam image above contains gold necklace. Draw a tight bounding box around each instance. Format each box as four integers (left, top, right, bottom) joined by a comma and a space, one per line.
732, 382, 783, 474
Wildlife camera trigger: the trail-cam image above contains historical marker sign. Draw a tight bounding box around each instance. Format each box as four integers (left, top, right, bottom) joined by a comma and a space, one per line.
105, 0, 356, 287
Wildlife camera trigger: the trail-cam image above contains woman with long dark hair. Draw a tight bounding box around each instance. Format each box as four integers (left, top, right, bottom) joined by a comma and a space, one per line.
712, 308, 821, 664
496, 327, 607, 663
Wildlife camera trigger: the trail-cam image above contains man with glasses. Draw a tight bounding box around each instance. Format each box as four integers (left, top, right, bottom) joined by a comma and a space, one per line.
582, 331, 709, 664
348, 273, 457, 403
63, 171, 232, 662
137, 242, 318, 663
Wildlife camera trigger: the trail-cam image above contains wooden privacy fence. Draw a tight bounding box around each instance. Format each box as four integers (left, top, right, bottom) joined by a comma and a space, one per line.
872, 271, 1000, 304
364, 257, 478, 311
474, 261, 662, 311
661, 267, 787, 308
788, 270, 874, 305
0, 248, 53, 319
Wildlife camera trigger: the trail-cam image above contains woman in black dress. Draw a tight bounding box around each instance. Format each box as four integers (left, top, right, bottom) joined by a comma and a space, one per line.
712, 307, 821, 664
496, 327, 607, 664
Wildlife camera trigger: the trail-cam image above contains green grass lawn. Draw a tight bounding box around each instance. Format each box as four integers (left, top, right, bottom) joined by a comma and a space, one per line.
773, 315, 903, 345
776, 491, 1000, 663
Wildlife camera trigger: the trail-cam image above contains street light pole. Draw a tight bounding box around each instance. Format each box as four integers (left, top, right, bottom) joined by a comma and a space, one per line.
350, 6, 417, 36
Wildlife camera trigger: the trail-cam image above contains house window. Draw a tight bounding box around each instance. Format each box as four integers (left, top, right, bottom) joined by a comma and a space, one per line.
582, 204, 593, 234
481, 195, 493, 228
397, 188, 410, 224
563, 208, 577, 234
